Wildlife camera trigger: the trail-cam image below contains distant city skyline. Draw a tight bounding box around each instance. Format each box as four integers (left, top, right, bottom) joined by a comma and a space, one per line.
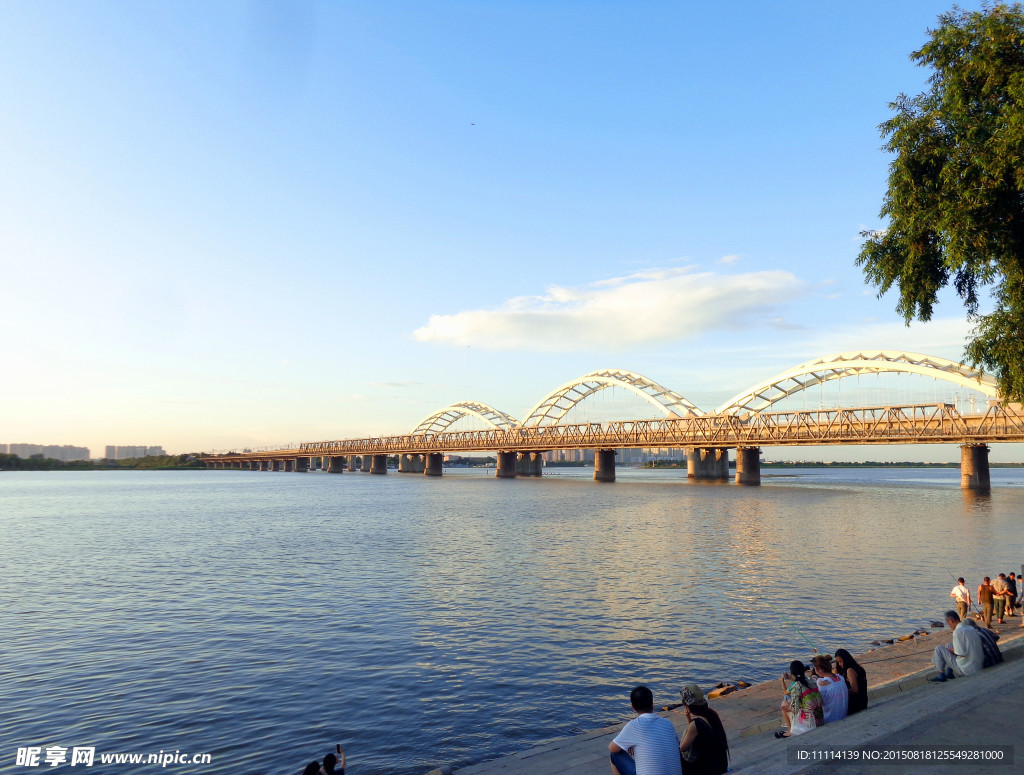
1, 443, 168, 461
2, 1, 1018, 463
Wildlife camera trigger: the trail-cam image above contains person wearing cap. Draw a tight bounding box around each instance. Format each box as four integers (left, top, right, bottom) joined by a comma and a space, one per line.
608, 685, 682, 775
677, 684, 728, 775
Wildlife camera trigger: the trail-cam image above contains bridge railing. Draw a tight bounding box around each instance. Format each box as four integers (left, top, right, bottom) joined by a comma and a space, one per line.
205, 402, 1024, 459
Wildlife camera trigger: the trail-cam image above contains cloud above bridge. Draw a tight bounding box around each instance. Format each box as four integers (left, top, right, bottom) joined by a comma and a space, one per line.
413, 266, 804, 351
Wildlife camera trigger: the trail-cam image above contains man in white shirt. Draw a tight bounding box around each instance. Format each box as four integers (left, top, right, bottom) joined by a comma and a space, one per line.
609, 686, 682, 775
949, 577, 972, 620
930, 610, 984, 682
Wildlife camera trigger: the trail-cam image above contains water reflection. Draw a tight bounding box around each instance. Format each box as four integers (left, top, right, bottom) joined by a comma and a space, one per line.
1, 468, 1023, 775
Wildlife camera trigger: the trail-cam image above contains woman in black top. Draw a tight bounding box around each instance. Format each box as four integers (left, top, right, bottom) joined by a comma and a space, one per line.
835, 649, 868, 714
678, 683, 729, 775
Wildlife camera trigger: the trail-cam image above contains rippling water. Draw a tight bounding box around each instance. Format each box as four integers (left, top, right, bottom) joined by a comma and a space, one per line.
2, 467, 1022, 774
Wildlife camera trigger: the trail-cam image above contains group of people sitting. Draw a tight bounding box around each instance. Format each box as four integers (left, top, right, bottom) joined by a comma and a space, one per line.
609, 684, 729, 775
775, 649, 867, 738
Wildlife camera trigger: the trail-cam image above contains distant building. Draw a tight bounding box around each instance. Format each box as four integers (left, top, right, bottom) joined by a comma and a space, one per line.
542, 447, 685, 465
104, 445, 166, 460
4, 443, 90, 461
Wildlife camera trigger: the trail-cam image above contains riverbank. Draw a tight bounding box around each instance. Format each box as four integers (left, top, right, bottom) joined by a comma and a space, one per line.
430, 619, 1024, 775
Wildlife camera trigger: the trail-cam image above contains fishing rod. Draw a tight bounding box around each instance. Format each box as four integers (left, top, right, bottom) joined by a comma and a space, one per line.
756, 595, 821, 655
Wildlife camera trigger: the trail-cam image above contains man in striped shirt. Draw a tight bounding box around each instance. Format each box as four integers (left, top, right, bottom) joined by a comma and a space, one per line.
609, 686, 682, 775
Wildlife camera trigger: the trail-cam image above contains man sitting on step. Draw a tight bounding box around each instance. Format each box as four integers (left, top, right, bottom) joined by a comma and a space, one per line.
930, 610, 983, 682
609, 685, 682, 775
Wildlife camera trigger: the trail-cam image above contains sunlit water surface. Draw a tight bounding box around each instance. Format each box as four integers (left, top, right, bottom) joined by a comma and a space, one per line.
2, 467, 1022, 774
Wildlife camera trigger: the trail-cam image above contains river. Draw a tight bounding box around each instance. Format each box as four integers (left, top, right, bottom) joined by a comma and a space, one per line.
2, 467, 1021, 774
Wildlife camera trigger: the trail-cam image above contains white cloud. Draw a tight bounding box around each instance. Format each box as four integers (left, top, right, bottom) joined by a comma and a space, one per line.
413, 266, 805, 352
717, 254, 742, 264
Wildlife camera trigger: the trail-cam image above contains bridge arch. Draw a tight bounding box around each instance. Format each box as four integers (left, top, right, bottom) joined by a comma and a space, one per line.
521, 369, 703, 427
716, 351, 999, 416
411, 401, 520, 435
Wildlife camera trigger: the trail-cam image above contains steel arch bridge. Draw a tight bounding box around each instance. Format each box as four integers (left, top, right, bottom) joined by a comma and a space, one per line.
206, 350, 1022, 490
517, 369, 702, 428
412, 401, 520, 435
715, 351, 999, 416
408, 352, 997, 435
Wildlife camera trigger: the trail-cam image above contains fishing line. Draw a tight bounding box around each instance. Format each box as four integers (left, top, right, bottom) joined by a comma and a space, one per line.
755, 595, 822, 654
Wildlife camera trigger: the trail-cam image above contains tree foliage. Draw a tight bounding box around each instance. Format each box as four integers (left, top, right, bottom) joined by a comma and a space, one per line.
857, 2, 1024, 401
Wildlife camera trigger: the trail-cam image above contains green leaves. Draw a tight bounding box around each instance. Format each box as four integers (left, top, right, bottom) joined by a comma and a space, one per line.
858, 3, 1024, 401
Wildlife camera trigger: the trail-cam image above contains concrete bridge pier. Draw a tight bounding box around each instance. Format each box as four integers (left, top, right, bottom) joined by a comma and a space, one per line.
327, 456, 345, 473
960, 444, 991, 492
594, 449, 616, 482
735, 447, 761, 485
295, 457, 309, 473
347, 455, 361, 471
529, 451, 543, 476
424, 452, 444, 476
361, 454, 374, 472
496, 451, 517, 478
516, 451, 543, 477
369, 454, 388, 475
399, 454, 425, 473
272, 460, 283, 472
249, 461, 259, 471
687, 448, 729, 481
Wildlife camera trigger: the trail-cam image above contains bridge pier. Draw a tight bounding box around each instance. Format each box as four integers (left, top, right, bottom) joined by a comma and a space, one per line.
735, 447, 761, 485
361, 454, 374, 472
424, 452, 444, 476
594, 449, 616, 482
687, 448, 729, 481
398, 453, 425, 473
346, 455, 360, 471
271, 460, 282, 472
369, 454, 388, 475
516, 451, 543, 477
327, 456, 345, 473
295, 457, 309, 473
496, 451, 517, 478
960, 444, 991, 492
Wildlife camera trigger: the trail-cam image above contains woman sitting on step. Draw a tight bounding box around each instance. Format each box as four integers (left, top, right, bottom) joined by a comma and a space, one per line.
677, 683, 729, 775
776, 660, 823, 738
812, 654, 849, 724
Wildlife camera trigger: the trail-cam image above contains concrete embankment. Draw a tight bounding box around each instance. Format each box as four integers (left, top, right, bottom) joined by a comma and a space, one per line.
427, 620, 1024, 775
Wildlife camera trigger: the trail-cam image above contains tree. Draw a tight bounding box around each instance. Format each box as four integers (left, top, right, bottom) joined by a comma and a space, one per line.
857, 3, 1024, 402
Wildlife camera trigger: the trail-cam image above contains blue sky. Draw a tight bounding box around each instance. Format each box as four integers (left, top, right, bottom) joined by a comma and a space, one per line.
0, 1, 1010, 461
